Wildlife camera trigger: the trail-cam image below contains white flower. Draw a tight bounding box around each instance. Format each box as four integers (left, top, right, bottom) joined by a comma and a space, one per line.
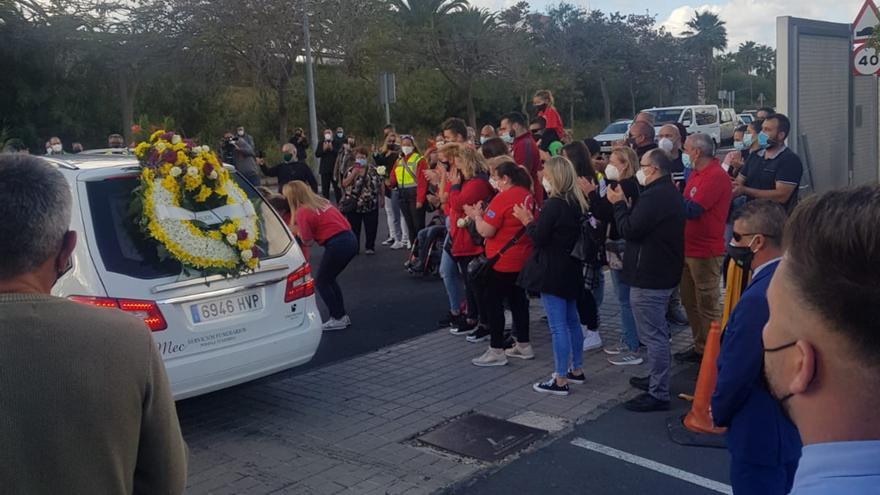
226, 233, 238, 245
172, 134, 182, 145
376, 166, 386, 176
187, 166, 199, 177
201, 145, 210, 153
169, 166, 182, 177
456, 218, 468, 228
241, 249, 253, 262
156, 141, 167, 152
209, 171, 218, 180
191, 146, 202, 154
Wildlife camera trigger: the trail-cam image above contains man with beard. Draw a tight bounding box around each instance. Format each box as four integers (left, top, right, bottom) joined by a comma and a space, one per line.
711, 200, 801, 494
763, 185, 880, 494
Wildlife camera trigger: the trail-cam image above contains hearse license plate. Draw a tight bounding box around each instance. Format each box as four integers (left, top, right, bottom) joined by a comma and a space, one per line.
189, 291, 262, 324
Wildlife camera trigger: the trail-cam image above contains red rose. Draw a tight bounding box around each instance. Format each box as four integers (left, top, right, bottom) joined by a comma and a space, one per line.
237, 229, 248, 241
131, 124, 141, 134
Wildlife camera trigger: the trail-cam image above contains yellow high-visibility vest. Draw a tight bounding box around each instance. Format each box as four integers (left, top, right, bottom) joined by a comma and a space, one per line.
395, 153, 421, 188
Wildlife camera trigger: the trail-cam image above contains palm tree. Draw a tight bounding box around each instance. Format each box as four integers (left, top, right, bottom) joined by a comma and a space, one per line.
386, 0, 469, 29
683, 11, 727, 104
737, 41, 758, 103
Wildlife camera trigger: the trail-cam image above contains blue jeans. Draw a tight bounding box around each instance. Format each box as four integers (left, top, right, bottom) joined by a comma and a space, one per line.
440, 238, 463, 313
610, 269, 639, 352
541, 293, 584, 377
630, 287, 674, 401
316, 231, 357, 319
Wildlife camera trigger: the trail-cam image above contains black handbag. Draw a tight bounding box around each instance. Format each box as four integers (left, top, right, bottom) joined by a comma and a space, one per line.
467, 227, 527, 285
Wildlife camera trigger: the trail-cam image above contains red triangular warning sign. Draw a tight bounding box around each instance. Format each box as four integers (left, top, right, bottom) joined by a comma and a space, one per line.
854, 0, 880, 42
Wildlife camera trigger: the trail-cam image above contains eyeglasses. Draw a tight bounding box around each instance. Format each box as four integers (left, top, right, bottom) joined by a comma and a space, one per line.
732, 232, 774, 242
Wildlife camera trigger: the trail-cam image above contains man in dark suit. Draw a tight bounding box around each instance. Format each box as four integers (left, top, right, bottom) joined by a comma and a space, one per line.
711, 199, 801, 494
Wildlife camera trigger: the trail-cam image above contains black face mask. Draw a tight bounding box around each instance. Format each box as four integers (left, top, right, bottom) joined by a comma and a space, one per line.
534, 103, 547, 112
726, 243, 754, 268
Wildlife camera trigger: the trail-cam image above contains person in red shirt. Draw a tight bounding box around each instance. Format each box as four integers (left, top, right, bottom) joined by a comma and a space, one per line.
674, 133, 732, 363
283, 181, 357, 332
441, 144, 494, 336
464, 161, 535, 367
500, 111, 543, 207
533, 90, 564, 147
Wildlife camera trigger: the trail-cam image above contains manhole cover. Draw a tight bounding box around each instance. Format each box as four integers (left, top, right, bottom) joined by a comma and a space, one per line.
417, 413, 547, 462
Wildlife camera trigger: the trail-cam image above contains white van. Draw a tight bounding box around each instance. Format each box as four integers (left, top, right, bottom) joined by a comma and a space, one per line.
640, 105, 722, 145
47, 154, 323, 400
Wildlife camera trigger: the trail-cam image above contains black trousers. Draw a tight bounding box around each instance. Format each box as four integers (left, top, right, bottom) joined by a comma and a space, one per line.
346, 209, 379, 252
455, 255, 487, 325
485, 269, 530, 348
398, 187, 425, 241
320, 172, 342, 203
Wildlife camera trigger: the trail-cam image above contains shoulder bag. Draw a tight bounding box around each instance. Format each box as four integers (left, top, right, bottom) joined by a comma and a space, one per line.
467, 226, 527, 285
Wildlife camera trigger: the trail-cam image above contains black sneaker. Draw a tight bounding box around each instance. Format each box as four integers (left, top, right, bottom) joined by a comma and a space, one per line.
629, 376, 650, 392
673, 348, 703, 363
533, 378, 570, 396
566, 371, 586, 384
449, 317, 477, 336
466, 326, 490, 343
438, 312, 456, 328
624, 392, 670, 412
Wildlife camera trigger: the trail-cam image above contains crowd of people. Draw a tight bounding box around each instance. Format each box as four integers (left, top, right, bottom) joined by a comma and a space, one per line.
6, 91, 880, 494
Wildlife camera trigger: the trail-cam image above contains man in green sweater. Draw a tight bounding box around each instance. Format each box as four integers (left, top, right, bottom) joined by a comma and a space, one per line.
0, 154, 187, 494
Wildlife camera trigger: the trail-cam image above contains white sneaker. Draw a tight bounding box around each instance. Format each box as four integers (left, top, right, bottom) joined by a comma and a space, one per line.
390, 241, 406, 250
322, 318, 348, 331
582, 327, 603, 351
405, 241, 412, 249
472, 348, 508, 367
504, 344, 535, 360
340, 315, 352, 326
381, 237, 396, 246
608, 351, 644, 366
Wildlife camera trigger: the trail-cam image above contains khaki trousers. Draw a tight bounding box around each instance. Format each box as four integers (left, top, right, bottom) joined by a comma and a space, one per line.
680, 256, 724, 354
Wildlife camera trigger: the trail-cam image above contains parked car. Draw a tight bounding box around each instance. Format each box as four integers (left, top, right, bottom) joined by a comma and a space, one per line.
640, 105, 722, 145
738, 113, 754, 125
592, 119, 632, 153
720, 108, 738, 145
46, 154, 322, 400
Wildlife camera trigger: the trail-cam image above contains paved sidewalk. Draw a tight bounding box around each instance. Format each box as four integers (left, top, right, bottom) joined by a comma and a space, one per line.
178, 278, 697, 494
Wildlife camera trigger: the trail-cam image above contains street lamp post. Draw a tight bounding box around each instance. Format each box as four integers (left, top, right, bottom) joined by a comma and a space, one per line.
302, 1, 318, 169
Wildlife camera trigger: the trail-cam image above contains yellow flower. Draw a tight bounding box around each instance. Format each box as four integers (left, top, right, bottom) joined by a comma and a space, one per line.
220, 221, 238, 236
184, 174, 202, 192
195, 185, 212, 202
160, 175, 178, 193
175, 151, 188, 166
150, 130, 165, 142
192, 156, 205, 168
134, 142, 151, 158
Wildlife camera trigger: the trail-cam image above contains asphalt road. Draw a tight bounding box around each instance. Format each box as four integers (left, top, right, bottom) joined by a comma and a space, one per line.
462, 368, 732, 495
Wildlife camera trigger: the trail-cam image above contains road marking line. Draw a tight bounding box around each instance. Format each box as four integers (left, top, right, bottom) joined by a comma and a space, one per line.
570, 438, 733, 495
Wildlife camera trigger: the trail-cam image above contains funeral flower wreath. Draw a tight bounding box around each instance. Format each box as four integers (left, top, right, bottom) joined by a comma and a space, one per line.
132, 130, 260, 277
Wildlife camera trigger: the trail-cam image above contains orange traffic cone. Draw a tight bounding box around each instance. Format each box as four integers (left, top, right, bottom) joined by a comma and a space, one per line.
683, 321, 727, 435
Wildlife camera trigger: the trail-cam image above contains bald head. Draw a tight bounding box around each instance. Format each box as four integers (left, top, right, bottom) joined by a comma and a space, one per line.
629, 121, 655, 148
635, 112, 655, 126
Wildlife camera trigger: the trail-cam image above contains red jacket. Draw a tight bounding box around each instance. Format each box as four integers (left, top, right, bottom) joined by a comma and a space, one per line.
389, 154, 429, 204
538, 106, 564, 141
512, 133, 543, 207
448, 176, 494, 257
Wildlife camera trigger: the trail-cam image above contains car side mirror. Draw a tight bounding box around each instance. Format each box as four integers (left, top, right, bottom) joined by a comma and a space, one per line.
682, 119, 692, 127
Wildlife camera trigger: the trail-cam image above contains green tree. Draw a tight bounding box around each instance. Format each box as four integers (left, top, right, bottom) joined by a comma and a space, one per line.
683, 11, 727, 103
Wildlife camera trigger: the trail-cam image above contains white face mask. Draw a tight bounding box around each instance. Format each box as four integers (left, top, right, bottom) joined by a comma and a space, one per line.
51, 144, 63, 153
324, 133, 332, 141
541, 177, 552, 194
237, 129, 245, 136
501, 133, 514, 144
480, 136, 488, 145
636, 168, 648, 186
658, 137, 674, 153
337, 131, 344, 138
401, 146, 414, 156
604, 165, 620, 182
489, 177, 499, 190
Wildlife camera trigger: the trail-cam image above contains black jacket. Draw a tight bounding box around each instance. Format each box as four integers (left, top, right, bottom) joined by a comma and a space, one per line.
261, 160, 318, 193
518, 197, 584, 300
315, 139, 341, 175
613, 178, 685, 290
592, 177, 640, 241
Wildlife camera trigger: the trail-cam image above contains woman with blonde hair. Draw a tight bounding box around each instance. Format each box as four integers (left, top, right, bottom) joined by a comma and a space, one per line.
441, 143, 494, 338
284, 180, 357, 331
514, 156, 588, 395
593, 145, 642, 365
533, 89, 565, 150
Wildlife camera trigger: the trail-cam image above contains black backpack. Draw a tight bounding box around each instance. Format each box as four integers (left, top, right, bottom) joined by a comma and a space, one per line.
570, 211, 604, 267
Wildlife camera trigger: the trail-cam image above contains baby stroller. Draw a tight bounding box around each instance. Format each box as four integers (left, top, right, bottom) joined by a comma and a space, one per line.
405, 221, 446, 277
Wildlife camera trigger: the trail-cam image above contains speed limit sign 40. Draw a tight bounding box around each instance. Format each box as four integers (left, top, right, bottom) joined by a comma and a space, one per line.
853, 43, 880, 76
